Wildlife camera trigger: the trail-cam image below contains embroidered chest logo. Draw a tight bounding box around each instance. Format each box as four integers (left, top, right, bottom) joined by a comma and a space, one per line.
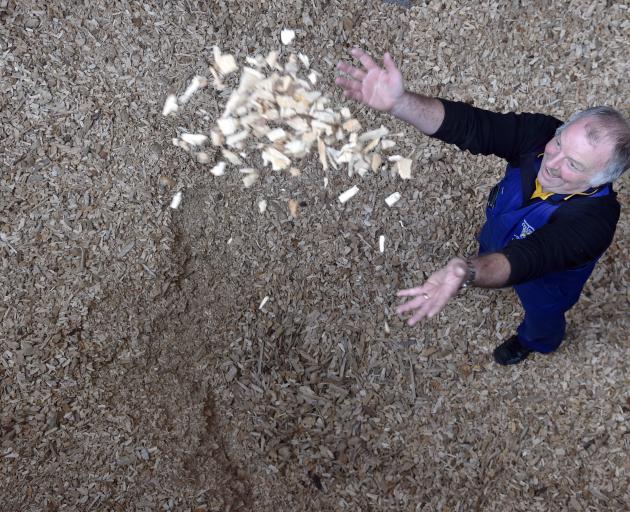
514, 219, 535, 240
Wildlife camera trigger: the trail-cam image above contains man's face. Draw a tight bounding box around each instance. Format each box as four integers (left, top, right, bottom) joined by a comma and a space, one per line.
538, 117, 614, 194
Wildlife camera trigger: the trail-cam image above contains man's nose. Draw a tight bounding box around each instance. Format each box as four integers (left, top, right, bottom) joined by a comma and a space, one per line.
546, 152, 562, 168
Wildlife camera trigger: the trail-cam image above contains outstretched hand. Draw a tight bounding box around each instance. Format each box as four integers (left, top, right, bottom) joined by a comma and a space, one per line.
396, 258, 468, 326
336, 48, 404, 112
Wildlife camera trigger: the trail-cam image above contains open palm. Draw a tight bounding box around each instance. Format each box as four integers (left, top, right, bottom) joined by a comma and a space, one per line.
336, 48, 404, 112
396, 258, 468, 326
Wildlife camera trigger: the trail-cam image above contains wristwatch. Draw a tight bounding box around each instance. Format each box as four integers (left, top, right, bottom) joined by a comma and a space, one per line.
460, 259, 476, 289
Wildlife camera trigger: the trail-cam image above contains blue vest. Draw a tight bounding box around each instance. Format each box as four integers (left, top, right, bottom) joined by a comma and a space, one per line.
478, 155, 612, 309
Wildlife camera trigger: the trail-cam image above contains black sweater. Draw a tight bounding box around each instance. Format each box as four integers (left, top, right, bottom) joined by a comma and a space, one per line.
432, 99, 620, 286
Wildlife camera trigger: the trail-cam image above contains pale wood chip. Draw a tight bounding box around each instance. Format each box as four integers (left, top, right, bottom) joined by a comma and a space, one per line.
342, 119, 362, 133
170, 191, 182, 209
265, 50, 281, 70
222, 149, 243, 165
180, 133, 207, 146
210, 130, 225, 146
396, 158, 413, 179
210, 162, 226, 176
385, 192, 401, 207
196, 152, 211, 163
266, 128, 287, 142
338, 185, 359, 204
179, 75, 208, 104
358, 125, 389, 142
286, 116, 310, 132
162, 94, 178, 116
280, 29, 295, 45
225, 130, 250, 147
288, 199, 299, 218
317, 137, 328, 171
213, 46, 238, 75
297, 53, 310, 69
262, 147, 291, 170
217, 117, 239, 136
371, 153, 383, 172
242, 172, 259, 187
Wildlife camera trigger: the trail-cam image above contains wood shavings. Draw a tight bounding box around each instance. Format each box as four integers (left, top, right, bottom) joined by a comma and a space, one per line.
225, 130, 250, 147
385, 192, 401, 207
196, 152, 211, 163
242, 172, 259, 188
338, 185, 359, 204
288, 199, 299, 218
210, 130, 225, 146
371, 153, 383, 172
178, 75, 208, 104
166, 45, 413, 209
396, 158, 413, 179
317, 138, 328, 171
162, 94, 178, 116
258, 296, 270, 309
280, 29, 295, 45
297, 53, 310, 69
213, 46, 238, 75
180, 133, 207, 146
170, 191, 182, 209
210, 162, 226, 176
342, 119, 361, 133
266, 128, 287, 142
262, 147, 291, 170
217, 118, 239, 136
358, 125, 389, 142
6, 5, 628, 512
222, 149, 243, 165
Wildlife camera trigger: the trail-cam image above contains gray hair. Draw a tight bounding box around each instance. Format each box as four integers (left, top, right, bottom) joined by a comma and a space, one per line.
556, 106, 630, 186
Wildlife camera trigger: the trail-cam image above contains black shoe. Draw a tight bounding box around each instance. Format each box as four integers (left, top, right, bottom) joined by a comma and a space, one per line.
493, 335, 532, 365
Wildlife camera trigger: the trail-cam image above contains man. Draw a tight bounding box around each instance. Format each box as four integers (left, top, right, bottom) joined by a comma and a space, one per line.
336, 48, 630, 365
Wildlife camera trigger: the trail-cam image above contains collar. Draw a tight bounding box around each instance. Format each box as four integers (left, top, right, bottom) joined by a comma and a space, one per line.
530, 178, 602, 202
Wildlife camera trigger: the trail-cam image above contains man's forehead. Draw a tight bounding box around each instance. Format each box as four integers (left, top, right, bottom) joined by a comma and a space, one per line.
566, 119, 613, 151
562, 119, 613, 171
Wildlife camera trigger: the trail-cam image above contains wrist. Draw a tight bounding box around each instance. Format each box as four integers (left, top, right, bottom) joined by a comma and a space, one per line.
388, 90, 409, 116
460, 258, 476, 289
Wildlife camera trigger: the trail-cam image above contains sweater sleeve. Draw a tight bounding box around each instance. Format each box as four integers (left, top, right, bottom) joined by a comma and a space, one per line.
433, 99, 563, 163
500, 196, 620, 285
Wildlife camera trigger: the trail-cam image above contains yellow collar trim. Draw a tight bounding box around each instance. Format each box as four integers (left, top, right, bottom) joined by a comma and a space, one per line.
531, 179, 554, 200
531, 178, 601, 201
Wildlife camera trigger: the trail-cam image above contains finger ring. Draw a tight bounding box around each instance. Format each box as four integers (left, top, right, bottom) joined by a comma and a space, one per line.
422, 293, 430, 300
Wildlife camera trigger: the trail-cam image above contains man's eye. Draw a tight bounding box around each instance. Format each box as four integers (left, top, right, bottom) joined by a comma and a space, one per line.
555, 138, 561, 147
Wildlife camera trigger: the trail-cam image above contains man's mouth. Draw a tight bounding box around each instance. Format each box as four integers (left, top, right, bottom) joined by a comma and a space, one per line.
543, 166, 559, 181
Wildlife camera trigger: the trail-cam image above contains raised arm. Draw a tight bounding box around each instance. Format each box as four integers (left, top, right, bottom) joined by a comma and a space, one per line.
336, 48, 562, 162
336, 48, 445, 136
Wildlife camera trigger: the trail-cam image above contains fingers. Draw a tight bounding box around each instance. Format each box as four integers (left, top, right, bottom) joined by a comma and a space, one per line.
395, 294, 429, 315
337, 61, 366, 81
397, 287, 426, 297
383, 52, 398, 74
335, 76, 361, 92
350, 47, 379, 71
